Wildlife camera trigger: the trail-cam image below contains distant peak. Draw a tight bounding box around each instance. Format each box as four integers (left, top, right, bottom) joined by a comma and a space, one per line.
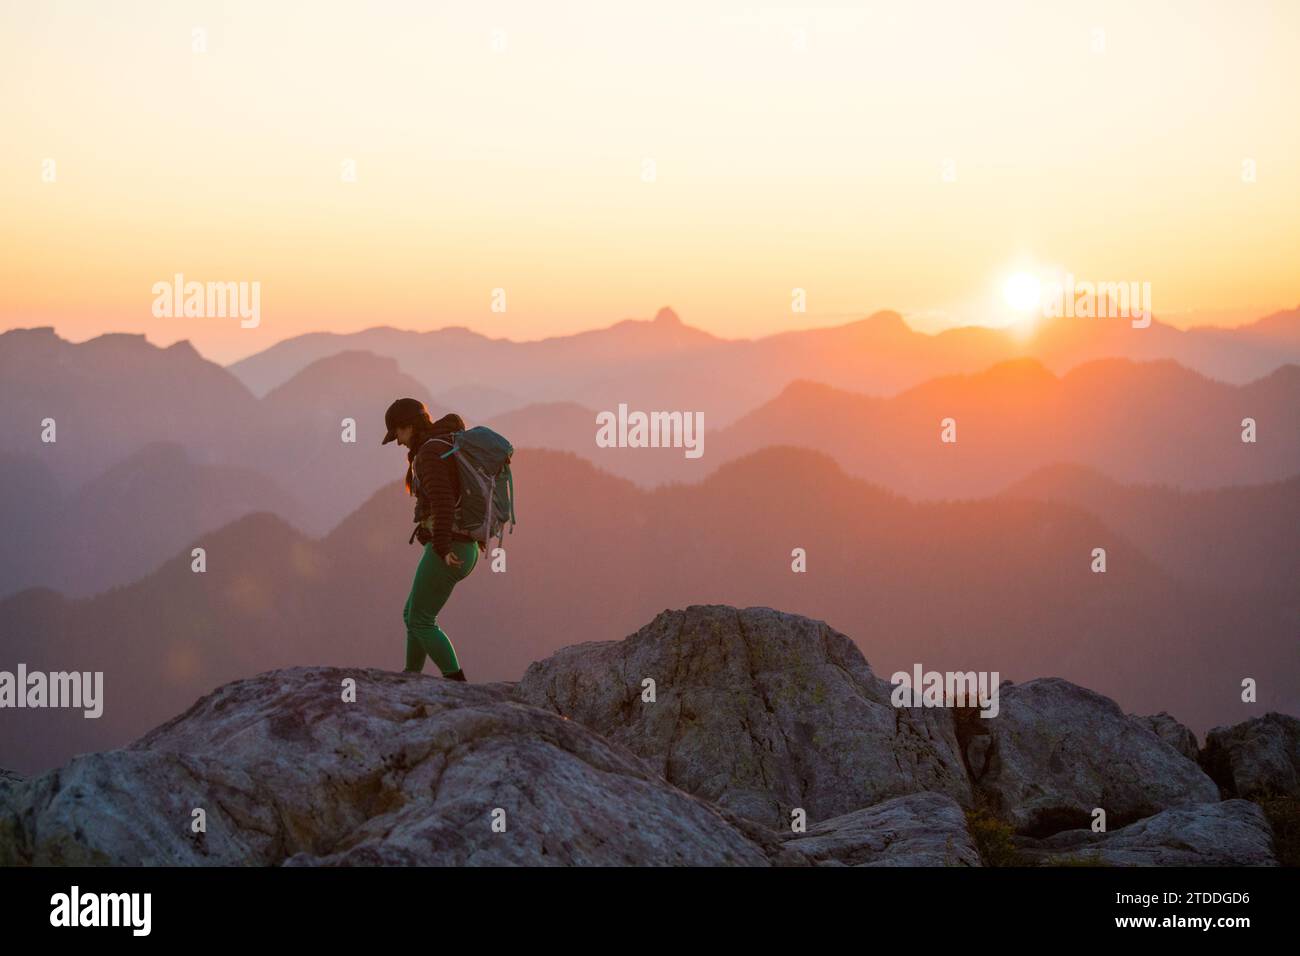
653, 307, 681, 326
87, 332, 149, 344
975, 357, 1057, 385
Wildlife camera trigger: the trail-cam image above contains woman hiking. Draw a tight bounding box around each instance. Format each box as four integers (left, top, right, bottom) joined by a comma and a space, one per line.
382, 398, 481, 681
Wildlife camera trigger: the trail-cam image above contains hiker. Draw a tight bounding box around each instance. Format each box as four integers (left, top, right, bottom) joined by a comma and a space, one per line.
382, 398, 480, 682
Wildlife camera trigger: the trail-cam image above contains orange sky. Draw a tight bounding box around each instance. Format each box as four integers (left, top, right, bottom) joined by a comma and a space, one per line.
2, 0, 1298, 364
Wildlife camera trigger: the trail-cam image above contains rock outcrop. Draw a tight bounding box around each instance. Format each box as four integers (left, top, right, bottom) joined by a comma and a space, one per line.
962, 678, 1220, 835
516, 605, 972, 829
0, 668, 767, 866
782, 792, 981, 867
0, 606, 1289, 867
1130, 711, 1200, 763
1201, 713, 1300, 798
1016, 800, 1277, 867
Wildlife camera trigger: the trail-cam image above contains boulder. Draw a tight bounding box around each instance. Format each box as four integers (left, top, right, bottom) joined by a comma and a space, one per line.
515, 605, 972, 828
969, 678, 1220, 835
0, 667, 768, 866
1202, 713, 1300, 798
783, 792, 981, 867
1016, 800, 1277, 866
2, 607, 1285, 869
1130, 712, 1199, 762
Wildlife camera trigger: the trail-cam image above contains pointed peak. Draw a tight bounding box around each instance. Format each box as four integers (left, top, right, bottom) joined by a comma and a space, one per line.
653, 307, 681, 326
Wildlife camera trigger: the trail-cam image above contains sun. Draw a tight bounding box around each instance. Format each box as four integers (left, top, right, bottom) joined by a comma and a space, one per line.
1003, 272, 1043, 313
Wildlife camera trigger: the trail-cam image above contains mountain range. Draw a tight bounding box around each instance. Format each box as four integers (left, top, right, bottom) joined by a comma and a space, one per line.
227, 305, 1300, 426
2, 447, 1294, 776
1, 306, 1295, 777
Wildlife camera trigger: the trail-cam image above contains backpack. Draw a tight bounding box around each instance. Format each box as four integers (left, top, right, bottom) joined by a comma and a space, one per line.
413, 426, 516, 549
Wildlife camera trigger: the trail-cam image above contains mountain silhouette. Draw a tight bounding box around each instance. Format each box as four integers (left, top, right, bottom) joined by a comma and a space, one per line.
0, 331, 437, 542
2, 448, 1293, 776
224, 307, 1300, 427
255, 350, 437, 532
1002, 464, 1300, 595
3, 326, 1296, 608
0, 328, 261, 489
704, 359, 1300, 496
479, 358, 1300, 491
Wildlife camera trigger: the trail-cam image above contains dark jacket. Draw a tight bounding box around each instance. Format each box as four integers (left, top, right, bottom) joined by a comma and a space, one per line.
409, 416, 464, 557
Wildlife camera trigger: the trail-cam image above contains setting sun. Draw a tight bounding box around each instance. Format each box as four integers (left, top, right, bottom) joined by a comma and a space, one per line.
1003, 272, 1043, 314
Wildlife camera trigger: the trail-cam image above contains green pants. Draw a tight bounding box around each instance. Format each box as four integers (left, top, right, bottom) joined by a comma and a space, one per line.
403, 538, 479, 675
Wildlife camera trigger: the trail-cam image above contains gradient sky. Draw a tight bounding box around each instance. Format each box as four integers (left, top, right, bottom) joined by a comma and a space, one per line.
2, 0, 1297, 363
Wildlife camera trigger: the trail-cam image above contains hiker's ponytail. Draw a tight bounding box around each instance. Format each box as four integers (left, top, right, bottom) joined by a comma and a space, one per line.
403, 431, 429, 496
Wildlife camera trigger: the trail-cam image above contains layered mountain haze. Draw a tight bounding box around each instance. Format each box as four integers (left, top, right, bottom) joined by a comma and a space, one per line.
226, 306, 1300, 427
4, 312, 1296, 522
0, 338, 445, 599
704, 358, 1300, 497
1, 307, 1296, 800
1227, 307, 1300, 351
254, 350, 437, 532
431, 384, 525, 421
1002, 465, 1300, 595
2, 448, 1294, 776
0, 327, 262, 488
1, 443, 301, 598
491, 357, 1300, 491
230, 307, 728, 406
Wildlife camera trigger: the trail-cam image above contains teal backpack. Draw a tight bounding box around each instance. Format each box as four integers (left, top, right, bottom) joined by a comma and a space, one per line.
415, 426, 516, 549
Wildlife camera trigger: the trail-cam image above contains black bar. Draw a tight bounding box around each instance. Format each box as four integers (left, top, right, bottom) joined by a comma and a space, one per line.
1, 865, 1286, 941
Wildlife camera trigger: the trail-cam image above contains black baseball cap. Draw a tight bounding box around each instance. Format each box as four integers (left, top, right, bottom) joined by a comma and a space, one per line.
381, 398, 430, 445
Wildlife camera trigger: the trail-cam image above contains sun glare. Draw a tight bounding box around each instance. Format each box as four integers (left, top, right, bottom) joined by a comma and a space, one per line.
1003, 272, 1043, 313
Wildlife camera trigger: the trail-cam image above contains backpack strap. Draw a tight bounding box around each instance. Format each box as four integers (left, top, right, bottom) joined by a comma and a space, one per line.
411, 436, 453, 490
506, 466, 516, 530
409, 436, 452, 543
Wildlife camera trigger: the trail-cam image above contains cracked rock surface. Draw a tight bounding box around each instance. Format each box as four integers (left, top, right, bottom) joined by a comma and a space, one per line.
516, 605, 972, 829
782, 792, 981, 866
0, 606, 1285, 866
0, 667, 768, 866
967, 678, 1220, 836
1015, 799, 1277, 866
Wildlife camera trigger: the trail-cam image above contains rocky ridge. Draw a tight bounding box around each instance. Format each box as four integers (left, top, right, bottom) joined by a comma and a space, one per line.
1, 606, 1292, 866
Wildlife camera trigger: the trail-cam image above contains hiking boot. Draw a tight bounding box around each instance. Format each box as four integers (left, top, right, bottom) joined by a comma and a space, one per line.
444, 669, 467, 682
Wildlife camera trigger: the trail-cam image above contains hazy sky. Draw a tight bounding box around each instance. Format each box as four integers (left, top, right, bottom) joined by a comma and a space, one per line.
2, 0, 1297, 363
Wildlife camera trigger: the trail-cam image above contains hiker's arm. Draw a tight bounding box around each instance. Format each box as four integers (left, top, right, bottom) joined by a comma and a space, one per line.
415, 447, 457, 558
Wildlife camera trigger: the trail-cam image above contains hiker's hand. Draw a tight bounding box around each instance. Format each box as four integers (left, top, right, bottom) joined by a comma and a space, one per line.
443, 551, 463, 568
